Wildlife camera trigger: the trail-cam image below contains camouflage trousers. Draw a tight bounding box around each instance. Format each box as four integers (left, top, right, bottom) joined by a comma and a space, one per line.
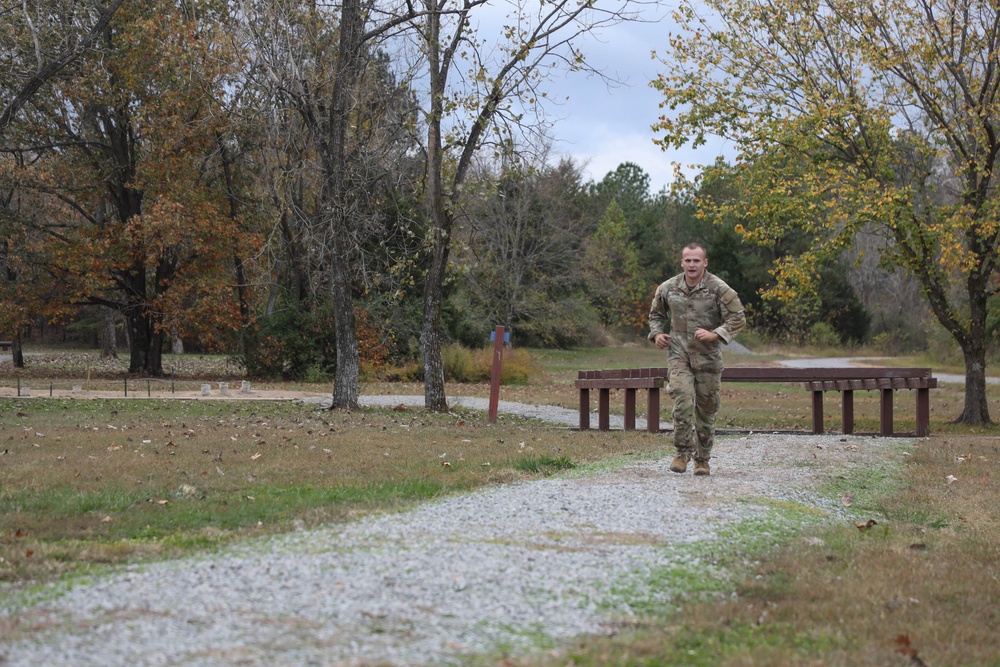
667, 361, 722, 461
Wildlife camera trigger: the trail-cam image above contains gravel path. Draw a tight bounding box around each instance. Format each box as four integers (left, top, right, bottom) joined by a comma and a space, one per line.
0, 399, 906, 667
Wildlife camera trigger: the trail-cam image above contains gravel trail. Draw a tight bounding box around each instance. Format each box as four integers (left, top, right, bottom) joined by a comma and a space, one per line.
0, 399, 906, 667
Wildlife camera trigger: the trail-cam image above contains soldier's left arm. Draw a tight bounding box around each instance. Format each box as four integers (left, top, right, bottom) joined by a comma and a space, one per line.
712, 286, 746, 344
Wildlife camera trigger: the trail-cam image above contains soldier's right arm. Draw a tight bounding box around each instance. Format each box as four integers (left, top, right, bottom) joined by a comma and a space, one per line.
648, 283, 670, 342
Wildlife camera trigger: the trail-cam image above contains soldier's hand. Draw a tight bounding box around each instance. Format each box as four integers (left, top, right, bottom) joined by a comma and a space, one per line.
694, 328, 719, 343
654, 333, 670, 349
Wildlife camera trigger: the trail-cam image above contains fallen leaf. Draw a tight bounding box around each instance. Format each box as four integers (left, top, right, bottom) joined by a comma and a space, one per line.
442, 461, 451, 468
251, 452, 262, 460
945, 474, 958, 484
841, 492, 855, 507
855, 519, 878, 531
894, 634, 917, 658
157, 499, 169, 505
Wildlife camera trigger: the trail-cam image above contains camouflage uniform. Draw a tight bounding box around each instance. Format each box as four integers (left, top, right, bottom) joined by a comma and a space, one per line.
648, 272, 746, 462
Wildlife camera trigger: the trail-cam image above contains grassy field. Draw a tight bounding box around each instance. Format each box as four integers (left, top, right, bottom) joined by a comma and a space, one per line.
2, 344, 1000, 665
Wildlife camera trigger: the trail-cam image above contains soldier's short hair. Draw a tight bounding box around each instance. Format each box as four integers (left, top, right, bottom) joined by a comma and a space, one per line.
683, 242, 707, 257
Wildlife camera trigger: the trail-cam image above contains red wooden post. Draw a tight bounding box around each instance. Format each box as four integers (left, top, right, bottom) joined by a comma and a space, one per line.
599, 388, 610, 430
841, 390, 854, 435
624, 388, 637, 430
488, 326, 505, 424
647, 387, 661, 433
811, 390, 824, 434
880, 388, 894, 436
916, 387, 930, 437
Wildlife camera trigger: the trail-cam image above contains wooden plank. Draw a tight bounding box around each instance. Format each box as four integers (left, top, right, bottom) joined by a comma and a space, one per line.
721, 367, 933, 382
574, 378, 665, 389
647, 388, 660, 433
880, 388, 894, 436
916, 387, 930, 437
812, 390, 824, 433
842, 390, 854, 435
624, 388, 637, 431
578, 387, 590, 431
599, 388, 610, 431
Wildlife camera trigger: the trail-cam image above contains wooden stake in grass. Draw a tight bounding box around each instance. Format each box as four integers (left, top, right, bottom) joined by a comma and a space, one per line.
488, 325, 505, 424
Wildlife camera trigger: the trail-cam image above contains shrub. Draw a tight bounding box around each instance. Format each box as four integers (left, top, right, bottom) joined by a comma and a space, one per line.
240, 309, 325, 380
442, 344, 537, 384
808, 322, 841, 348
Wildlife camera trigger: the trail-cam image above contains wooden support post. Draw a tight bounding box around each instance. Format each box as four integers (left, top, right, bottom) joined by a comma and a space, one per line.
579, 388, 590, 430
647, 388, 660, 433
599, 388, 610, 431
811, 390, 824, 434
880, 388, 894, 436
916, 387, 930, 437
488, 326, 505, 424
842, 390, 854, 435
624, 388, 637, 431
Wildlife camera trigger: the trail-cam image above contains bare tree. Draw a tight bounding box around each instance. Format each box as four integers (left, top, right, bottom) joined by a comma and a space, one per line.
458, 151, 591, 341
236, 0, 424, 407
416, 0, 647, 410
0, 0, 126, 134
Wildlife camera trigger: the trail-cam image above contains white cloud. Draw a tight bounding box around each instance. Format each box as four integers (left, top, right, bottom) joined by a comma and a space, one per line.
541, 12, 736, 191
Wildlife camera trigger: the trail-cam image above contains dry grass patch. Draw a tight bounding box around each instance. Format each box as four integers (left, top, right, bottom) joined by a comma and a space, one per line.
505, 435, 1000, 667
0, 397, 669, 584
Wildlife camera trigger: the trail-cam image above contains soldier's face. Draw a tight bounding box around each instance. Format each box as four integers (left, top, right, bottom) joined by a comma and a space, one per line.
681, 247, 708, 283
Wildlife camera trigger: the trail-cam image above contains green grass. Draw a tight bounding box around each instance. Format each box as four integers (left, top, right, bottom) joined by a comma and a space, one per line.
512, 454, 576, 474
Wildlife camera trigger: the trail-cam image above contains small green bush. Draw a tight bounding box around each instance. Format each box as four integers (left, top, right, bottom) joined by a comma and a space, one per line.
808, 322, 841, 348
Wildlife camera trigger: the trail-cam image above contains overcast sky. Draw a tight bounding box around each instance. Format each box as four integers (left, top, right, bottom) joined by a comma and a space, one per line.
541, 11, 734, 193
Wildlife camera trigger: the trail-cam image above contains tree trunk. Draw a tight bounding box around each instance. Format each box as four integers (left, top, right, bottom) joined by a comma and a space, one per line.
325, 0, 362, 410
956, 336, 992, 425
11, 333, 23, 368
421, 225, 449, 411
100, 306, 118, 359
124, 301, 164, 376
420, 1, 450, 412
329, 229, 360, 409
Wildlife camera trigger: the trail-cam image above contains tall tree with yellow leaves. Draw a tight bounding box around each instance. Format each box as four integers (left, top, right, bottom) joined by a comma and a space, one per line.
655, 0, 1000, 424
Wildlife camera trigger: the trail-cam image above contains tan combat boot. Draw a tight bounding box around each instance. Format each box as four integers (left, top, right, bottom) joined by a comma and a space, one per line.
670, 453, 690, 473
694, 459, 711, 476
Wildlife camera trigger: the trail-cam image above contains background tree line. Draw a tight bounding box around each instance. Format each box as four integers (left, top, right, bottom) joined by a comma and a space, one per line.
2, 0, 992, 423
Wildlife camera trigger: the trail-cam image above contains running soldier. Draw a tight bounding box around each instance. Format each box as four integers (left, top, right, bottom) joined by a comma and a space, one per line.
648, 243, 746, 476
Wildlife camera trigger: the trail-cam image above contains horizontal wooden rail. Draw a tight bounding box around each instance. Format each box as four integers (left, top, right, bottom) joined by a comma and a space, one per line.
576, 366, 937, 437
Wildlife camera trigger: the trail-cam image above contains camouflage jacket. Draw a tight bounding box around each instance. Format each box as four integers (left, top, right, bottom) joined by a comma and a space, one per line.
647, 272, 746, 373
